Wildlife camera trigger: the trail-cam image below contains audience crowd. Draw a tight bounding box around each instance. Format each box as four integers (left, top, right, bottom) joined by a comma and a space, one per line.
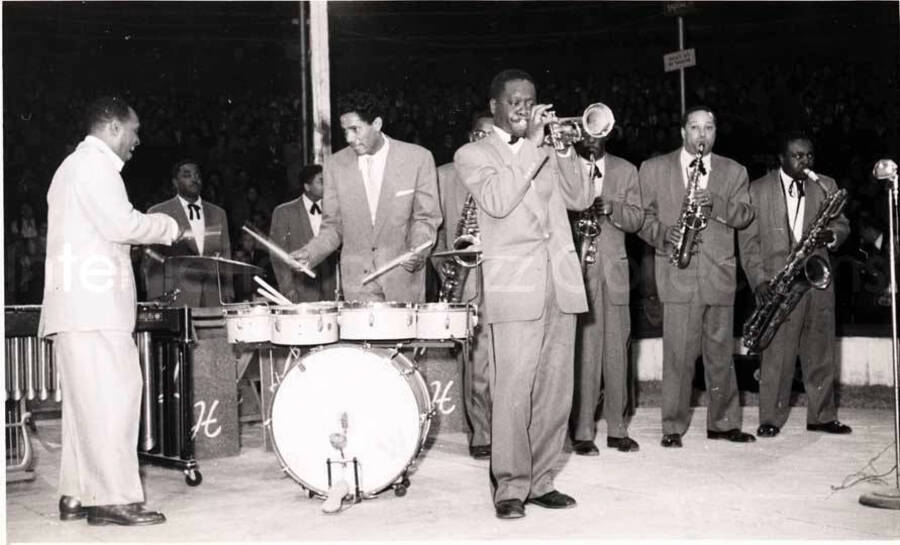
5, 58, 899, 334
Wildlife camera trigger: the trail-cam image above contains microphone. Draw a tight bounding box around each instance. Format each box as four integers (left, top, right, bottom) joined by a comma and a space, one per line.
873, 159, 899, 182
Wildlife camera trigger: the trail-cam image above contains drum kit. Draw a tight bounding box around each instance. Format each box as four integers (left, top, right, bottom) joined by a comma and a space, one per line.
213, 237, 482, 513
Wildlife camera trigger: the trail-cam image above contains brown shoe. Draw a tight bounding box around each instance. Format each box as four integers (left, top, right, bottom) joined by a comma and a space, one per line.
59, 496, 86, 521
87, 504, 166, 526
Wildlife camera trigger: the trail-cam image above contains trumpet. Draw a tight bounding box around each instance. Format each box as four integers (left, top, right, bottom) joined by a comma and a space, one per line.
546, 102, 616, 152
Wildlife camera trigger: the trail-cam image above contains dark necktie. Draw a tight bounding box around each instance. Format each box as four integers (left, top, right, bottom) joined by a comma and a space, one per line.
508, 135, 520, 145
591, 163, 602, 181
187, 203, 201, 220
690, 157, 707, 176
790, 178, 806, 198
310, 202, 321, 215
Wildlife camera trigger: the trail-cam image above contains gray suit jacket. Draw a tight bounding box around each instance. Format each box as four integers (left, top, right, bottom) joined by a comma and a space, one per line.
454, 134, 593, 323
738, 170, 850, 292
638, 149, 755, 305
142, 197, 234, 306
269, 197, 338, 302
583, 153, 643, 305
303, 136, 442, 302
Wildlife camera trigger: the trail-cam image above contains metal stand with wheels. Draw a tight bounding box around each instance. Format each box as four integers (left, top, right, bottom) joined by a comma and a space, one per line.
860, 159, 900, 510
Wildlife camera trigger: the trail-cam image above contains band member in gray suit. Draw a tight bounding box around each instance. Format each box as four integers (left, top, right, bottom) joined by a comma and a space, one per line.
41, 96, 174, 525
455, 69, 593, 520
142, 160, 234, 306
269, 164, 338, 302
570, 126, 643, 456
638, 106, 756, 448
435, 113, 495, 460
739, 133, 852, 438
293, 91, 441, 302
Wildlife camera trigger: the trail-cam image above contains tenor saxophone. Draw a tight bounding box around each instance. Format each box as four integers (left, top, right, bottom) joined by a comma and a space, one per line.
670, 143, 708, 268
438, 194, 480, 302
742, 169, 847, 352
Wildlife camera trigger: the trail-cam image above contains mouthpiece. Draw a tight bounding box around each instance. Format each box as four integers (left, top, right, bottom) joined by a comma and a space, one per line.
873, 159, 898, 181
802, 168, 819, 182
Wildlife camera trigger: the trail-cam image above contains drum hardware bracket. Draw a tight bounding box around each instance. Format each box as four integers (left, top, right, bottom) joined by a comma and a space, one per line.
326, 457, 362, 503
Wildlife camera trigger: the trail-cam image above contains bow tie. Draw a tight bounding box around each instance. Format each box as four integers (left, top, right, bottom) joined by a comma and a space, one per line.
689, 157, 708, 176
508, 135, 521, 145
187, 203, 201, 220
789, 178, 806, 198
310, 202, 321, 215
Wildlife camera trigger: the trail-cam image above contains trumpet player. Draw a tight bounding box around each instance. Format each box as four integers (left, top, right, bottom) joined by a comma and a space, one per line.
738, 133, 851, 438
637, 106, 756, 448
569, 113, 644, 456
454, 68, 592, 519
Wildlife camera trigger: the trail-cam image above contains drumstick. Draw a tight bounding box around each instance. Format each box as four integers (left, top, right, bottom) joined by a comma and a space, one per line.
362, 241, 432, 285
241, 224, 316, 279
256, 288, 286, 306
253, 275, 292, 305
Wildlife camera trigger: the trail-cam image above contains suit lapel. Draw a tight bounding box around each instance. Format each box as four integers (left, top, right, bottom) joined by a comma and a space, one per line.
169, 198, 200, 255
343, 153, 374, 233
667, 151, 684, 208
374, 143, 399, 237
296, 198, 313, 242
766, 172, 793, 249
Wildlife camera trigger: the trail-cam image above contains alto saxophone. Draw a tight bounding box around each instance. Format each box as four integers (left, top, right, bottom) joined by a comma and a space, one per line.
438, 194, 480, 302
742, 169, 847, 352
670, 143, 708, 268
576, 153, 603, 268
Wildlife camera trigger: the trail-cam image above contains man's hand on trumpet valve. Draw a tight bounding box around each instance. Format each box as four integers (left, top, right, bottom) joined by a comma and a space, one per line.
527, 103, 555, 147
288, 248, 312, 271
400, 247, 426, 273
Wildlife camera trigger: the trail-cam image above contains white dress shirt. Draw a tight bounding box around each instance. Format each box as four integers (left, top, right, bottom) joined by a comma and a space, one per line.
779, 169, 805, 243
358, 135, 391, 224
582, 155, 606, 197
302, 193, 323, 236
177, 195, 205, 255
680, 147, 711, 189
492, 125, 525, 154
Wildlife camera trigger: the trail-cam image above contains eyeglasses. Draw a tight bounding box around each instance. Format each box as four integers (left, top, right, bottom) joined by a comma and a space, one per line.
469, 129, 492, 142
789, 152, 815, 161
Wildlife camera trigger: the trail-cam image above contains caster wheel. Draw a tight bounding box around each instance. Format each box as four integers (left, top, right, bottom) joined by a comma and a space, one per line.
185, 469, 203, 486
401, 477, 410, 488
394, 484, 407, 497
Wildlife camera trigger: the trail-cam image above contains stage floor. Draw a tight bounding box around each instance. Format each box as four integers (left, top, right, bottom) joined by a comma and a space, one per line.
6, 407, 900, 542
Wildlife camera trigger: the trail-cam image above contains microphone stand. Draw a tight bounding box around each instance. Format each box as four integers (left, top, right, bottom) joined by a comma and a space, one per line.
860, 159, 900, 510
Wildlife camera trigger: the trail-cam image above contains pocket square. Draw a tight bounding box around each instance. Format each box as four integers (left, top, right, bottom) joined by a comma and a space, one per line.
395, 189, 415, 197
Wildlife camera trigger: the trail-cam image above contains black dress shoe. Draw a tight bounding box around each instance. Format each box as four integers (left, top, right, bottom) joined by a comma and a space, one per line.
807, 420, 852, 434
527, 490, 576, 509
572, 440, 600, 456
756, 424, 780, 438
661, 434, 682, 448
495, 499, 525, 519
707, 429, 756, 443
87, 504, 166, 526
59, 496, 86, 521
469, 444, 491, 459
607, 436, 640, 452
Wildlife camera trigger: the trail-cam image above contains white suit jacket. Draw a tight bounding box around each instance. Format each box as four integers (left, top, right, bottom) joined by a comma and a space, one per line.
40, 136, 178, 336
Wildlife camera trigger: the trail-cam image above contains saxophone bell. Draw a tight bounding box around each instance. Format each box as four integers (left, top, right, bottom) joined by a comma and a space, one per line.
451, 233, 482, 268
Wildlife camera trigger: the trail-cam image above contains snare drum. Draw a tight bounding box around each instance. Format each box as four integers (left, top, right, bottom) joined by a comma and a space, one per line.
270, 302, 339, 346
269, 344, 432, 496
415, 302, 476, 340
223, 303, 271, 344
339, 301, 416, 340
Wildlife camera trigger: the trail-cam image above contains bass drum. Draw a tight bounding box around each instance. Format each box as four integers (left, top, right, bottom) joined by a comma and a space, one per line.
269, 344, 432, 497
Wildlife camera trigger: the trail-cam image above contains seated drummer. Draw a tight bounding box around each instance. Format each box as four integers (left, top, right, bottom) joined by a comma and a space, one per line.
291, 91, 442, 302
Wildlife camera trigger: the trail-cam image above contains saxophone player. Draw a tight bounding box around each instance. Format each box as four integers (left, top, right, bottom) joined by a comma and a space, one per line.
637, 106, 756, 448
434, 113, 495, 460
569, 118, 644, 456
738, 133, 852, 438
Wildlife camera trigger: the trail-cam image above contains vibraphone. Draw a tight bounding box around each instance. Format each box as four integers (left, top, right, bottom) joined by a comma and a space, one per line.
3, 304, 202, 486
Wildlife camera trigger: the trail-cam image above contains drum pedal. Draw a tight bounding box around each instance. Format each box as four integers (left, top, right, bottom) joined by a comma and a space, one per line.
325, 457, 361, 511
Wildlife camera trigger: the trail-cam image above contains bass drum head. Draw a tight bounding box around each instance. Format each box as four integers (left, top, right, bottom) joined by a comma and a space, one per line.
269, 344, 429, 496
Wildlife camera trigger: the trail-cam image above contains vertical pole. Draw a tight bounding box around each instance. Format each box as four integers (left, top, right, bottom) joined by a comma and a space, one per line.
299, 1, 310, 164
888, 181, 900, 489
678, 15, 685, 116
309, 1, 332, 164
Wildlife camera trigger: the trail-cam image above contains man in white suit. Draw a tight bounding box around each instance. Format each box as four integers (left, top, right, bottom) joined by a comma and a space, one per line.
40, 96, 180, 526
292, 91, 442, 302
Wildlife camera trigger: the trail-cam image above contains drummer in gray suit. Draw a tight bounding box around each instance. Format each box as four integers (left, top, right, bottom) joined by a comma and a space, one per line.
142, 159, 234, 306
292, 91, 442, 302
269, 164, 338, 302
